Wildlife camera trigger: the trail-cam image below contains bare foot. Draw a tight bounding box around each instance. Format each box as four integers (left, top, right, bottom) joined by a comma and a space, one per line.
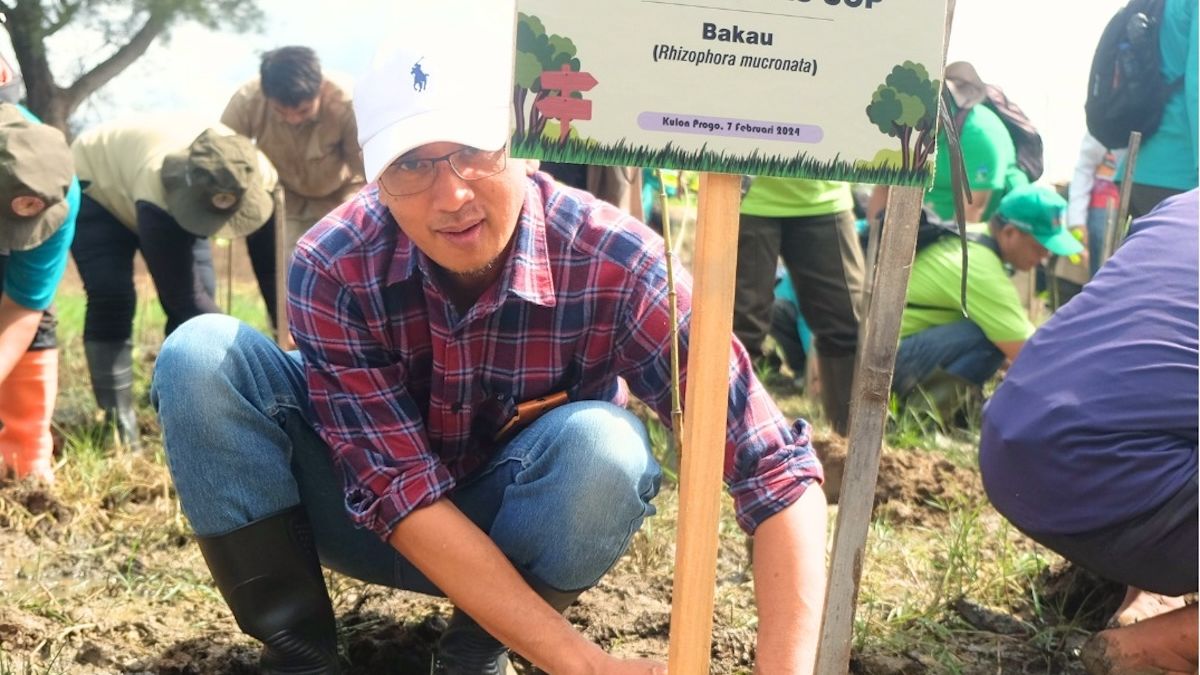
1111, 587, 1191, 628
1081, 605, 1198, 675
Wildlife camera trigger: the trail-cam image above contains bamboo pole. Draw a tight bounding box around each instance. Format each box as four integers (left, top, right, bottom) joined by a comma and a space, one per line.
814, 186, 926, 675
667, 172, 742, 675
658, 170, 685, 456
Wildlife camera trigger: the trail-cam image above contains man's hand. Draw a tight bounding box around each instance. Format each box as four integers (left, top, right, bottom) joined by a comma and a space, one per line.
390, 501, 662, 675
1069, 226, 1090, 268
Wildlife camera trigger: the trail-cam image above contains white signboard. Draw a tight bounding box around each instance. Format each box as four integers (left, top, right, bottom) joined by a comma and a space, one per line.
512, 0, 949, 185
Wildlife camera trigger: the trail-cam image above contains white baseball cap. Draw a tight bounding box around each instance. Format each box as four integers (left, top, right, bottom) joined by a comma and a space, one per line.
355, 0, 517, 183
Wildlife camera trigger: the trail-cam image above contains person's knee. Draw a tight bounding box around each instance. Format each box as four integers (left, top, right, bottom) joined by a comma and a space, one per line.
814, 332, 857, 359
558, 403, 661, 509
152, 314, 250, 415
82, 293, 137, 343
511, 403, 661, 590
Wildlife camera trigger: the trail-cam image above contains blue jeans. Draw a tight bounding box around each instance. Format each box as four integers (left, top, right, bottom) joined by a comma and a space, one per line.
151, 315, 662, 594
892, 320, 1004, 395
1085, 204, 1111, 277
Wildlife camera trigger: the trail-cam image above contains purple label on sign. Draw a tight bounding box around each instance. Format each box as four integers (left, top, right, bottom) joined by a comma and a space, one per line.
637, 112, 823, 143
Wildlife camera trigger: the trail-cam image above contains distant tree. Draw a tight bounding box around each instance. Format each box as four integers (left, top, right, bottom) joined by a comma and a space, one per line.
513, 12, 579, 142
865, 61, 940, 173
1, 0, 263, 133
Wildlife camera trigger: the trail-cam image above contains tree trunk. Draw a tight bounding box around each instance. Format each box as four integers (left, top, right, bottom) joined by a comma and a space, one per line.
912, 126, 933, 172
894, 123, 911, 172
529, 90, 549, 141
5, 1, 61, 127
513, 87, 527, 140
4, 3, 169, 135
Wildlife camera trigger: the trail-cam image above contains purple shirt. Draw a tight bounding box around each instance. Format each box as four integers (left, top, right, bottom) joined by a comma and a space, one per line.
980, 190, 1199, 535
287, 173, 823, 540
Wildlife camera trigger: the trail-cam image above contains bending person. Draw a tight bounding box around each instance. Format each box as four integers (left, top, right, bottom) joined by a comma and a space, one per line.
70, 116, 278, 448
0, 103, 77, 481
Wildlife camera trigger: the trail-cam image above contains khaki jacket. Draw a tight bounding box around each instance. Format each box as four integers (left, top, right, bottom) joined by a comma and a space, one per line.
221, 78, 365, 210
71, 114, 278, 231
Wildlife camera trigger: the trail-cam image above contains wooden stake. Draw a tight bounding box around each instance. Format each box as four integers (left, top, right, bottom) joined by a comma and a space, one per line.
1106, 131, 1142, 261
225, 236, 234, 312
272, 188, 289, 347
814, 186, 925, 675
667, 172, 741, 675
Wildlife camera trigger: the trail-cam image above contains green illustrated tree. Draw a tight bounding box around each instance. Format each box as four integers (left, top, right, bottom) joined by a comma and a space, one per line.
514, 12, 579, 142
865, 61, 940, 173
1, 0, 263, 133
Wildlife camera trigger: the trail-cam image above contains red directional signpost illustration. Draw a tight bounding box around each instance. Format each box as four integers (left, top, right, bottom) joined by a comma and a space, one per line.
536, 64, 597, 143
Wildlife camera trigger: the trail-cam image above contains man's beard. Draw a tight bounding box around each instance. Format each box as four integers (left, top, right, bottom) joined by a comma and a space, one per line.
451, 257, 500, 282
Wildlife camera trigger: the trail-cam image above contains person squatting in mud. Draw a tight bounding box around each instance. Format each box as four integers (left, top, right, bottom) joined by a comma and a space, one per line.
152, 5, 827, 675
981, 190, 1199, 675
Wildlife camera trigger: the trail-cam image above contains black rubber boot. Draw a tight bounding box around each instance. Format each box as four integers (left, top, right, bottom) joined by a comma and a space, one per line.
431, 582, 582, 674
196, 507, 341, 675
83, 340, 141, 451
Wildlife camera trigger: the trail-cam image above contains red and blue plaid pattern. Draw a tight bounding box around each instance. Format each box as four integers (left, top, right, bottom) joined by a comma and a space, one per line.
287, 173, 823, 539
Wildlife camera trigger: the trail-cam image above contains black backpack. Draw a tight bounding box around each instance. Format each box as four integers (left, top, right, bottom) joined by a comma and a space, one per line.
914, 207, 997, 257
946, 62, 1045, 183
1086, 0, 1179, 149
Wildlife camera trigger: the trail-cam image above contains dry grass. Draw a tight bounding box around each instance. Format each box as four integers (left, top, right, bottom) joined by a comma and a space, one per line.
0, 237, 1114, 674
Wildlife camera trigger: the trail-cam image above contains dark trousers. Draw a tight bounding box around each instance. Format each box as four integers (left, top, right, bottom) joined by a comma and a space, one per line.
1020, 476, 1198, 596
892, 320, 1005, 396
733, 210, 864, 359
1129, 184, 1186, 221
71, 194, 276, 342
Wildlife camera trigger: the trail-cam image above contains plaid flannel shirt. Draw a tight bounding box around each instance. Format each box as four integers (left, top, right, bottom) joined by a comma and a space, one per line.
288, 172, 823, 540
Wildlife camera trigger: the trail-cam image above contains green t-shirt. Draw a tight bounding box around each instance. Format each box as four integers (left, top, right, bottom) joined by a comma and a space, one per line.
740, 178, 853, 217
901, 236, 1034, 343
926, 105, 1019, 222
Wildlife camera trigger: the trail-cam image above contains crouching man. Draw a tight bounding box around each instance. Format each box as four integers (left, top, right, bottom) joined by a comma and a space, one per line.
981, 191, 1198, 674
152, 5, 827, 674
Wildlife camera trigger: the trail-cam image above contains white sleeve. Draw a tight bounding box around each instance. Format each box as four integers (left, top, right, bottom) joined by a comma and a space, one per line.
1067, 132, 1107, 227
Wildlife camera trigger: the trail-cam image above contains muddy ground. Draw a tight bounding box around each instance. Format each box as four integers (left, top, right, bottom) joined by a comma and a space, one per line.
0, 431, 1123, 674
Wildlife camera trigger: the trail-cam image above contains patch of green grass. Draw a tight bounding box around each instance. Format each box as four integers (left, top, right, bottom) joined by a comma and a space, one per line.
644, 416, 679, 485
512, 135, 931, 186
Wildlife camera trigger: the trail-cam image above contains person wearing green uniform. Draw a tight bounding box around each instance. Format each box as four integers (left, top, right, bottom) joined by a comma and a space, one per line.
867, 101, 1026, 226
926, 103, 1027, 223
735, 178, 863, 435
892, 184, 1082, 420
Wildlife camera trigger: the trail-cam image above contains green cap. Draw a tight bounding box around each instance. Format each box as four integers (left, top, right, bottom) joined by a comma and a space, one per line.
997, 184, 1083, 256
0, 104, 74, 251
160, 128, 273, 238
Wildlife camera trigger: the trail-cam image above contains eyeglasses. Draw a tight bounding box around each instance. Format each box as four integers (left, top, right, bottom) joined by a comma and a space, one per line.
378, 145, 507, 197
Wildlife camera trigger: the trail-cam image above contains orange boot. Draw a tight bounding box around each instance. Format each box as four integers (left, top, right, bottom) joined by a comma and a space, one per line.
0, 348, 58, 482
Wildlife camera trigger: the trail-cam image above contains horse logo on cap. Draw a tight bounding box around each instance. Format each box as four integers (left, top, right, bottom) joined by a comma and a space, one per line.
411, 59, 429, 92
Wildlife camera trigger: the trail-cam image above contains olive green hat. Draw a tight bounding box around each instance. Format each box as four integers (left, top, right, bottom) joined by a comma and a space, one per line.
0, 104, 74, 251
160, 128, 273, 238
